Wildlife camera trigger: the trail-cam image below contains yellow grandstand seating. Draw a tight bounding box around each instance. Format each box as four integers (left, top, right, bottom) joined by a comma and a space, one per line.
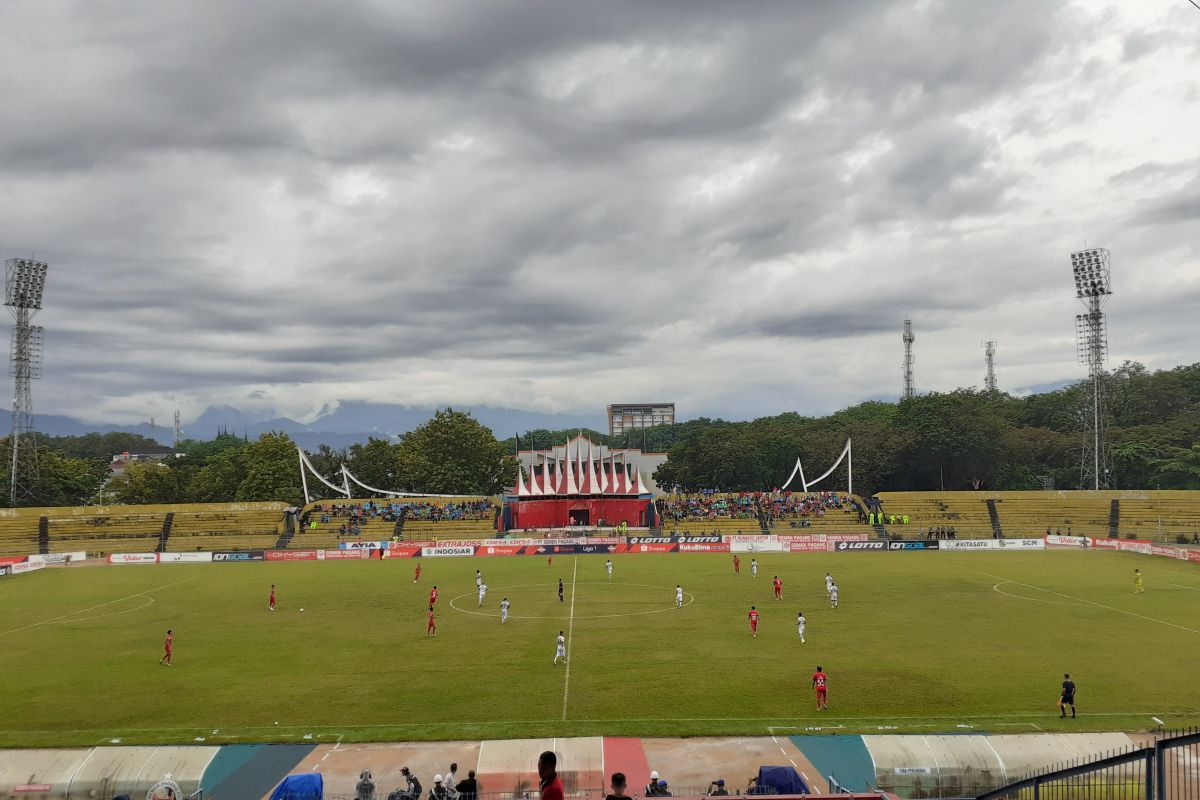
873, 493, 995, 538
1116, 496, 1200, 541
296, 497, 498, 545
166, 509, 283, 551
47, 513, 165, 554
0, 516, 40, 557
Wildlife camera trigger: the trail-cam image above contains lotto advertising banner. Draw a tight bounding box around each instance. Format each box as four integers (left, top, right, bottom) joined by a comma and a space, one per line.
421, 545, 476, 558
108, 553, 158, 564
939, 539, 1044, 551
834, 540, 887, 552
888, 540, 940, 551
212, 550, 265, 561
157, 552, 213, 563
1117, 539, 1153, 555
266, 549, 318, 561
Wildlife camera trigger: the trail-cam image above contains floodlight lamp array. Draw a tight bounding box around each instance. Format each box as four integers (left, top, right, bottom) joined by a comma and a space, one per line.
5, 258, 49, 309
1069, 249, 1111, 298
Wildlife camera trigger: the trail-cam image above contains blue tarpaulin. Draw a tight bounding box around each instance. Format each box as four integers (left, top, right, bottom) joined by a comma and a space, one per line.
757, 765, 809, 795
270, 773, 324, 800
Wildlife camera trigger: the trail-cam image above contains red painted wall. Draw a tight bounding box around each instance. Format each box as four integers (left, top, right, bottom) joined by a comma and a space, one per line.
508, 498, 650, 530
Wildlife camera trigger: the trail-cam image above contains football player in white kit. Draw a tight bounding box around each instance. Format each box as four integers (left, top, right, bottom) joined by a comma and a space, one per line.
475, 569, 483, 588
830, 583, 839, 609
751, 559, 758, 578
796, 610, 806, 643
675, 584, 684, 608
606, 559, 614, 580
825, 573, 834, 597
500, 597, 510, 623
478, 582, 488, 606
554, 631, 567, 664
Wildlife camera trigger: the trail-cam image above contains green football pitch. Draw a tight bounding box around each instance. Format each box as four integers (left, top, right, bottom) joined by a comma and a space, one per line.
1, 550, 1198, 747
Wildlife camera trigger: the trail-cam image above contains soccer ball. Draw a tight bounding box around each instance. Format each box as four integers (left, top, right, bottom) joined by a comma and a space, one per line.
299, 608, 305, 612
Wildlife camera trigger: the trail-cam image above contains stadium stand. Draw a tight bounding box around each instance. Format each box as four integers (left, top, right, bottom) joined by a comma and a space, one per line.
47, 512, 165, 554
297, 498, 498, 544
877, 490, 1200, 541
0, 515, 40, 557
167, 508, 284, 552
658, 492, 869, 536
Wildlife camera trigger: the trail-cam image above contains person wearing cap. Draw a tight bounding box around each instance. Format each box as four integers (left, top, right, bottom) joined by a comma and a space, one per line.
656, 779, 672, 796
429, 774, 450, 800
399, 767, 422, 800
604, 771, 630, 800
538, 750, 564, 800
644, 772, 664, 796
707, 780, 729, 796
356, 768, 376, 800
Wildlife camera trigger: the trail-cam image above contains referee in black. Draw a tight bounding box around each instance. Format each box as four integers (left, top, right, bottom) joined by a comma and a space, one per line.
1059, 673, 1077, 718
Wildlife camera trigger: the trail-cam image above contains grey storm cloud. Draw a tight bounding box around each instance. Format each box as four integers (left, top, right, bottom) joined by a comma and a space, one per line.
0, 0, 1197, 426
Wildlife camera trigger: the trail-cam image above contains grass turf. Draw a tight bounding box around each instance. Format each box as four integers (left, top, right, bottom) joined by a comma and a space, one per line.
0, 550, 1198, 747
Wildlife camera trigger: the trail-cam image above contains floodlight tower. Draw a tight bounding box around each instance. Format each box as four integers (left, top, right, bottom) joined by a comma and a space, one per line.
1070, 248, 1113, 490
6, 258, 48, 506
983, 340, 998, 392
173, 410, 183, 447
901, 320, 915, 400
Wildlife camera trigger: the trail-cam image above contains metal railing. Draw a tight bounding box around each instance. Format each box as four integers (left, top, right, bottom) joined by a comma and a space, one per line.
977, 728, 1200, 800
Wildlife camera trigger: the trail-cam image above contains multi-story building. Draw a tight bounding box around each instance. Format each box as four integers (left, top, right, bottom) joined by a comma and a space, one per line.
607, 402, 675, 437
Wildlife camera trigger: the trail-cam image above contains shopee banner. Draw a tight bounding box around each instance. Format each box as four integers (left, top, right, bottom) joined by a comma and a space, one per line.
108, 553, 157, 564
478, 544, 526, 556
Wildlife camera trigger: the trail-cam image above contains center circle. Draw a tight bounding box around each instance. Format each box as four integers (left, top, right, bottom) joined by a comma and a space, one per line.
448, 581, 695, 620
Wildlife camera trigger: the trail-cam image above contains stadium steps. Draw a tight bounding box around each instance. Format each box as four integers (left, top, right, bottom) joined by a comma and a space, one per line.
872, 520, 889, 539
1109, 499, 1120, 538
987, 500, 1003, 538
37, 516, 49, 555
155, 512, 174, 553
273, 527, 294, 549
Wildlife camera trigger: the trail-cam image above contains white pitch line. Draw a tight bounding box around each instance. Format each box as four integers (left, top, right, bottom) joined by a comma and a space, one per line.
0, 576, 196, 637
962, 566, 1200, 635
562, 556, 578, 721
1166, 582, 1200, 593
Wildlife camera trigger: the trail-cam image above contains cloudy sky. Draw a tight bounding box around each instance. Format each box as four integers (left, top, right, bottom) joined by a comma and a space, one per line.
2, 0, 1197, 426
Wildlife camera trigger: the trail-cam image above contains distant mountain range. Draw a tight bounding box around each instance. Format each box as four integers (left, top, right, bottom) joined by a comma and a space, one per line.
13, 402, 603, 451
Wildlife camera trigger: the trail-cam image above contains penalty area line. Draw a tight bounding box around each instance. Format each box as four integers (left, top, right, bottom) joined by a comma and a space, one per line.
0, 576, 197, 637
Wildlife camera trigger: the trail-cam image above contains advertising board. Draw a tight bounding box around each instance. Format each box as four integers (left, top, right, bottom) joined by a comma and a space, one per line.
108, 553, 158, 564
939, 539, 1044, 551
340, 540, 386, 550
319, 549, 367, 560
9, 561, 45, 574
888, 540, 940, 550
421, 545, 476, 558
788, 541, 828, 552
1189, 551, 1200, 563
265, 549, 318, 561
26, 552, 86, 565
1117, 539, 1153, 555
1090, 537, 1120, 549
826, 533, 871, 542
157, 552, 213, 563
678, 543, 731, 553
212, 550, 265, 561
1045, 534, 1090, 547
730, 539, 784, 553
477, 544, 525, 556
1150, 545, 1185, 559
834, 540, 887, 552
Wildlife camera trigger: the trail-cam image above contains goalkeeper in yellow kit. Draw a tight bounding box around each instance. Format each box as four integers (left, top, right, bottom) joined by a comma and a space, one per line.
1134, 569, 1145, 594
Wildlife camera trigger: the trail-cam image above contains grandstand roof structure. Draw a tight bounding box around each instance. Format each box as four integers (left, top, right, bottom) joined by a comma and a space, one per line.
514, 435, 651, 498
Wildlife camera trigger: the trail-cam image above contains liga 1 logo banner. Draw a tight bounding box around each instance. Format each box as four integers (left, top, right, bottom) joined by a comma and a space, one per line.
421, 545, 476, 558
157, 552, 213, 563
108, 553, 158, 564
